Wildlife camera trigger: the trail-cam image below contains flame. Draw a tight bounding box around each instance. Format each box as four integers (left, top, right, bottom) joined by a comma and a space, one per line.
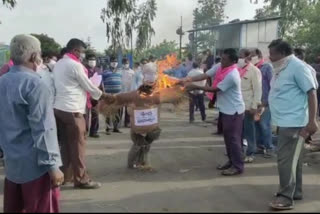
139, 53, 185, 99
156, 53, 181, 90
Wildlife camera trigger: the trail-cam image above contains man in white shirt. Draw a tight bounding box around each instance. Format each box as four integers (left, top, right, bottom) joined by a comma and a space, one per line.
53, 38, 105, 189
86, 53, 103, 138
120, 58, 135, 127
187, 62, 207, 122
238, 49, 262, 164
38, 54, 56, 100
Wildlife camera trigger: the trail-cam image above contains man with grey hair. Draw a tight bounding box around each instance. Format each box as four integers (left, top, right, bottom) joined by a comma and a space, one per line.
0, 34, 63, 212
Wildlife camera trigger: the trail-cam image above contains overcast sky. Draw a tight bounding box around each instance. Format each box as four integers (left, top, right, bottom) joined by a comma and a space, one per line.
0, 0, 264, 52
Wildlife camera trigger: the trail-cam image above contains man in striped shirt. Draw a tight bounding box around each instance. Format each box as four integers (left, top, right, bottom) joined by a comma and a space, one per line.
102, 56, 123, 135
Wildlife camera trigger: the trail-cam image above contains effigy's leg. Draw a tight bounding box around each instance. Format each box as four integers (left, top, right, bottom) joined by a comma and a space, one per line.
128, 131, 145, 169
138, 128, 162, 172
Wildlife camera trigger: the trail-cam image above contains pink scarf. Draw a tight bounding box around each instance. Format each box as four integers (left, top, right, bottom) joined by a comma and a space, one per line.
255, 59, 265, 69
8, 60, 14, 67
207, 64, 238, 100
0, 60, 14, 76
238, 64, 250, 78
66, 53, 92, 109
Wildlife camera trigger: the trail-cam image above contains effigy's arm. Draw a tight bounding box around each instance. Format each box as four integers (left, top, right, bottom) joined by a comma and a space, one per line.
114, 91, 138, 106
98, 91, 136, 116
159, 86, 188, 104
185, 84, 219, 93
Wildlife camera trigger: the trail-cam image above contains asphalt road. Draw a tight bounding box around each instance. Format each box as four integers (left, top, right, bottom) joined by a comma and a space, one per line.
0, 105, 319, 212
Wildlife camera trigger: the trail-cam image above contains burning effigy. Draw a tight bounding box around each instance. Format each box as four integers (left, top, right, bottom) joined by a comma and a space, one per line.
98, 56, 188, 171
99, 54, 187, 117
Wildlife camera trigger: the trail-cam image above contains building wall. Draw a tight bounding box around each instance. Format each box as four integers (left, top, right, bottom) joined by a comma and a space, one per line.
216, 24, 242, 50
190, 18, 280, 58
240, 19, 279, 57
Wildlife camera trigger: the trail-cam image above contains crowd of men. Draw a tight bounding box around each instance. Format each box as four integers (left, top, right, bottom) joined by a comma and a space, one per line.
0, 34, 319, 212
181, 40, 319, 211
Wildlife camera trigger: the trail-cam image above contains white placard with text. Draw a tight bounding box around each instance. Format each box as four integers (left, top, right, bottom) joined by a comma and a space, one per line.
134, 108, 158, 126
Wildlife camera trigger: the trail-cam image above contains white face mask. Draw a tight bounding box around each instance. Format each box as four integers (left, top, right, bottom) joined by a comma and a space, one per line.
80, 53, 86, 61
49, 59, 56, 65
251, 56, 260, 65
124, 64, 130, 69
88, 60, 96, 68
237, 58, 247, 68
111, 62, 118, 68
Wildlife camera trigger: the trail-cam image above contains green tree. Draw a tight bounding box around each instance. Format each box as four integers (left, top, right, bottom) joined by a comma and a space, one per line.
2, 0, 16, 8
100, 0, 157, 52
135, 0, 157, 51
132, 40, 178, 62
254, 4, 280, 19
253, 0, 319, 37
1, 0, 16, 23
288, 2, 320, 62
192, 0, 227, 52
31, 34, 61, 56
84, 36, 99, 57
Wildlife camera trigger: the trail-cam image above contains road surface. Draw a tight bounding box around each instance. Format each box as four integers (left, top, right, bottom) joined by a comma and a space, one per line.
0, 105, 319, 212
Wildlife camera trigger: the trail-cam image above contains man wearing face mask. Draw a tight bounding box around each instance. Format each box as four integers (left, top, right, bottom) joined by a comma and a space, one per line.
86, 54, 98, 78
181, 49, 246, 176
132, 62, 144, 90
268, 39, 318, 210
238, 49, 262, 164
54, 38, 105, 190
250, 48, 275, 158
38, 52, 58, 99
0, 34, 63, 212
102, 56, 123, 135
85, 54, 103, 138
120, 58, 135, 127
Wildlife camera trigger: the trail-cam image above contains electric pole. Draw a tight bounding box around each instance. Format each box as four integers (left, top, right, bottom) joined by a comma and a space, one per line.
176, 16, 185, 59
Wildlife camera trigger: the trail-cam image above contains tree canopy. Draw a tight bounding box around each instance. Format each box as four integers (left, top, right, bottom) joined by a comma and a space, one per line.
192, 0, 227, 52
254, 0, 319, 37
254, 0, 320, 61
31, 34, 61, 56
2, 0, 16, 8
101, 0, 157, 52
288, 2, 320, 62
132, 39, 178, 62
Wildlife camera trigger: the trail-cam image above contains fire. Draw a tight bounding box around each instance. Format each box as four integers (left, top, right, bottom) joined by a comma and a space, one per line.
156, 53, 181, 89
138, 53, 186, 100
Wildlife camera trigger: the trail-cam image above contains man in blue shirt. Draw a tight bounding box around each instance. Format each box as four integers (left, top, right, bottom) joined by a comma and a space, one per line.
102, 56, 123, 135
164, 63, 188, 79
268, 39, 318, 211
0, 34, 63, 213
182, 49, 245, 176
